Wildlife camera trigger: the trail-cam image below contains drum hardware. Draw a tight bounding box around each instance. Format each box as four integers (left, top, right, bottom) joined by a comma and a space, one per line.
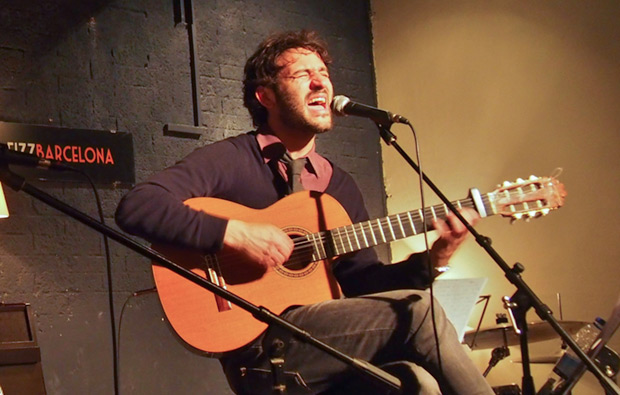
482, 314, 513, 378
464, 321, 587, 351
538, 294, 620, 394
464, 291, 591, 395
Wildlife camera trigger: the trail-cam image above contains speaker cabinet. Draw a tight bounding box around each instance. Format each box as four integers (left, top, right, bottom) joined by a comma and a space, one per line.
0, 303, 46, 395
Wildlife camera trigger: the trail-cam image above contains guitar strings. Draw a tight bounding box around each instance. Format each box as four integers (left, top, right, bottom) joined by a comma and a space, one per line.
194, 183, 545, 276
225, 198, 486, 270
191, 195, 491, 276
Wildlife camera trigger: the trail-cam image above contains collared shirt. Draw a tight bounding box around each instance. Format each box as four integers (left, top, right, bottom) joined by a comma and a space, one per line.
116, 130, 434, 298
255, 131, 333, 193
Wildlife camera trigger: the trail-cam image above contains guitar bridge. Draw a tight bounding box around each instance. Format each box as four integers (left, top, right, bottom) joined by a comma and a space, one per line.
205, 258, 232, 312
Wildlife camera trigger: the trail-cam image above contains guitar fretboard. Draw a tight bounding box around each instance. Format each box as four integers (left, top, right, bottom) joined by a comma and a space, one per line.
298, 193, 495, 261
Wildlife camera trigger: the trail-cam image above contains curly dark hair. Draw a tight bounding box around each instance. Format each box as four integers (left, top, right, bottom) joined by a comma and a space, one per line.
243, 30, 332, 127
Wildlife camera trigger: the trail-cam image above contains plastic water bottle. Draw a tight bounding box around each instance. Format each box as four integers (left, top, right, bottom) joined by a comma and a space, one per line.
554, 318, 604, 379
537, 317, 605, 394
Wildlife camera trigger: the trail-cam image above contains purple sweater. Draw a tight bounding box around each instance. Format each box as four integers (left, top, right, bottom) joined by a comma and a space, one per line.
115, 132, 433, 296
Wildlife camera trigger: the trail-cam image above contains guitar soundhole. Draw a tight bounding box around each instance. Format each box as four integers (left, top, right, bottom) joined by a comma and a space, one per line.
275, 226, 319, 278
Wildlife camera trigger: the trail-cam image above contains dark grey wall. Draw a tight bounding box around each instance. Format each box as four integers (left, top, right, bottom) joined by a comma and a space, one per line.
0, 0, 386, 393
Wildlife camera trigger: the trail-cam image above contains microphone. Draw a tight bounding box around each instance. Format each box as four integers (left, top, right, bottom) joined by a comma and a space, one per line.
0, 143, 72, 171
331, 95, 409, 125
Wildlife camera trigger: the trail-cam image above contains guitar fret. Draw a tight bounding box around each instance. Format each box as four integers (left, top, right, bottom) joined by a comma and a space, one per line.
322, 232, 331, 259
309, 233, 324, 260
305, 235, 315, 261
418, 209, 425, 230
316, 233, 325, 260
330, 228, 339, 255
358, 222, 369, 247
396, 214, 406, 238
430, 205, 437, 220
350, 225, 362, 250
344, 227, 354, 253
376, 219, 387, 243
366, 220, 378, 246
457, 200, 463, 209
386, 217, 396, 241
407, 211, 417, 235
336, 228, 346, 254
327, 230, 338, 255
331, 228, 342, 255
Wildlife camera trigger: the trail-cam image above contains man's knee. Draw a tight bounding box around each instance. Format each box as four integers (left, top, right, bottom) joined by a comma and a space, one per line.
394, 289, 455, 341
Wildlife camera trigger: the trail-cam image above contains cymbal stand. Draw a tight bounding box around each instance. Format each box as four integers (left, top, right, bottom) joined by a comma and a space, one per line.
483, 345, 511, 378
504, 290, 535, 394
482, 313, 511, 378
467, 295, 492, 350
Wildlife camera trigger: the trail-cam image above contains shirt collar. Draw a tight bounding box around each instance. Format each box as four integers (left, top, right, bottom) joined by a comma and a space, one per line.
255, 128, 325, 178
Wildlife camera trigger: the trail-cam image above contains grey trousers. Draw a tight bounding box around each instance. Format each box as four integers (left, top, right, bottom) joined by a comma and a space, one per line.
221, 289, 493, 394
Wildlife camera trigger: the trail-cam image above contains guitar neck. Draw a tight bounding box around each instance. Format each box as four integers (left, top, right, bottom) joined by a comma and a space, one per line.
303, 191, 496, 260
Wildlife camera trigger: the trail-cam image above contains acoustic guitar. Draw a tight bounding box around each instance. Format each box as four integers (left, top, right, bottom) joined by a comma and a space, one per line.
152, 175, 566, 353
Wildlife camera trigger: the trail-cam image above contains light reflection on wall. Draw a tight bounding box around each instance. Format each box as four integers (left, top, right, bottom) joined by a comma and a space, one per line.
373, 1, 620, 393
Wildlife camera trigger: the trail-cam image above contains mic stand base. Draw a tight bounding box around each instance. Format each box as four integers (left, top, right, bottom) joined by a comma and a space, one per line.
504, 288, 536, 395
269, 338, 287, 394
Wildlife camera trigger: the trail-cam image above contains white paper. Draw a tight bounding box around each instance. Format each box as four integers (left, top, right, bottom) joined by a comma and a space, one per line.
430, 278, 488, 342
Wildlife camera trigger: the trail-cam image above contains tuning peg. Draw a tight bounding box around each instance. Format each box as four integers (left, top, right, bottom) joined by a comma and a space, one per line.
529, 175, 539, 181
502, 181, 512, 187
516, 178, 524, 184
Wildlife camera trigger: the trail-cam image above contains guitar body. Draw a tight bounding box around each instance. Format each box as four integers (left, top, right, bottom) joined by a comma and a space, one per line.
150, 174, 566, 354
152, 191, 348, 353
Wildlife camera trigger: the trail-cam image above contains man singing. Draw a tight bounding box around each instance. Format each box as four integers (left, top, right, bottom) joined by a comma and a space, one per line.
115, 30, 492, 394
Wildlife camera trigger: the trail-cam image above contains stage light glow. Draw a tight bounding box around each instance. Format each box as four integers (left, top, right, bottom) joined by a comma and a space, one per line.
0, 183, 9, 218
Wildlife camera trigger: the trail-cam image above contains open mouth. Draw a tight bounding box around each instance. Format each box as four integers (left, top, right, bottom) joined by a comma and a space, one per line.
307, 96, 328, 111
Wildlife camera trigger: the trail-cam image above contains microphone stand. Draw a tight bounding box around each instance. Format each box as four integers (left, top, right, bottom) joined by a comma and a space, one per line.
0, 164, 403, 395
374, 121, 620, 395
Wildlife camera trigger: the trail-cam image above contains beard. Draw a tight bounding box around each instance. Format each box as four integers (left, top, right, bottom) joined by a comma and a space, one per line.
274, 86, 333, 135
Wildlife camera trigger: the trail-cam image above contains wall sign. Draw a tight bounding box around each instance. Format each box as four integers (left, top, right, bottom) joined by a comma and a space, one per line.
0, 122, 135, 184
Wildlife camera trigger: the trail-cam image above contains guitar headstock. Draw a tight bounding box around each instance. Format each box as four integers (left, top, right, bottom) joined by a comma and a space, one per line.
490, 174, 566, 222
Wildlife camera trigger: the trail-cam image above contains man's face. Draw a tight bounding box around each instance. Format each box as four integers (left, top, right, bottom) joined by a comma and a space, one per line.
270, 48, 333, 135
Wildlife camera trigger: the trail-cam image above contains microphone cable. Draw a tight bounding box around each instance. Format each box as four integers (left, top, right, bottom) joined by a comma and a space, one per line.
402, 120, 445, 380
63, 167, 120, 395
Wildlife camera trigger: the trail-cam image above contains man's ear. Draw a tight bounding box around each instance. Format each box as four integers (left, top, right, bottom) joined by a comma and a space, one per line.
255, 86, 276, 110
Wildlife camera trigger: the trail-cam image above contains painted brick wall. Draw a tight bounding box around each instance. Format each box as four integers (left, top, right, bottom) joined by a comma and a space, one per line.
0, 0, 386, 393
